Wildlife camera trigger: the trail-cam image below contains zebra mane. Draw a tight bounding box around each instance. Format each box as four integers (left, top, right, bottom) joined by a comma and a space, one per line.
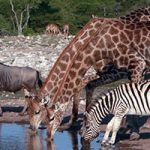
86, 92, 107, 113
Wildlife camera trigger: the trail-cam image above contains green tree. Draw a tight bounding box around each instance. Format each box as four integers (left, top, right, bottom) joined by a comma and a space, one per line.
0, 0, 42, 35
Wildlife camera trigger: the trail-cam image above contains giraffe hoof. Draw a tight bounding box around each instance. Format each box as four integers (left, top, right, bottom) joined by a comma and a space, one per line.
130, 132, 140, 140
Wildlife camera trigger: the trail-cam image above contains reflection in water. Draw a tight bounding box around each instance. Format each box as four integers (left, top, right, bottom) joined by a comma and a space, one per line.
0, 123, 147, 150
27, 134, 44, 150
47, 141, 56, 150
68, 131, 79, 150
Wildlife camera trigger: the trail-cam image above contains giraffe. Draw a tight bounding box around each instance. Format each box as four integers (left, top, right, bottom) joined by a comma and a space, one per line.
63, 24, 69, 39
26, 18, 107, 132
27, 6, 150, 136
85, 6, 150, 108
84, 9, 150, 140
26, 17, 150, 141
45, 23, 61, 35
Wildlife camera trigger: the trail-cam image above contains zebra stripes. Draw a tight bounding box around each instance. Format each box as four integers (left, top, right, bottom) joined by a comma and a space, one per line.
81, 80, 150, 145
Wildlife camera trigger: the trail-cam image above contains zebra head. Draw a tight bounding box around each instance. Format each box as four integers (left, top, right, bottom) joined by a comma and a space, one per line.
80, 111, 100, 141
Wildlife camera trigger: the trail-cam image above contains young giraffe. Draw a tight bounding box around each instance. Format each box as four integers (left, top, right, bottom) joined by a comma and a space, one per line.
26, 17, 150, 141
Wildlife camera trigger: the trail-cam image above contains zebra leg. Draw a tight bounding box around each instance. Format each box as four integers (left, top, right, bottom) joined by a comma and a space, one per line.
102, 117, 115, 145
108, 117, 123, 145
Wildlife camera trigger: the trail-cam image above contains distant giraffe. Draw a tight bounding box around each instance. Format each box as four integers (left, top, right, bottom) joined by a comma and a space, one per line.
26, 16, 150, 141
63, 24, 69, 39
45, 23, 61, 35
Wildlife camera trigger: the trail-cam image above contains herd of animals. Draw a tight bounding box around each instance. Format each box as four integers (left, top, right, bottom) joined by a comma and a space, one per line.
1, 6, 150, 147
45, 23, 69, 39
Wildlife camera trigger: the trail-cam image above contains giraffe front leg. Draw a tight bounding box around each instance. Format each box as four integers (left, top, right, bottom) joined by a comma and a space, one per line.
108, 117, 123, 145
101, 117, 115, 145
69, 92, 80, 125
129, 58, 146, 82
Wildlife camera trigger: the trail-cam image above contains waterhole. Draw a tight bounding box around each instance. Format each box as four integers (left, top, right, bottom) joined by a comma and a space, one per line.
0, 123, 103, 150
0, 123, 145, 150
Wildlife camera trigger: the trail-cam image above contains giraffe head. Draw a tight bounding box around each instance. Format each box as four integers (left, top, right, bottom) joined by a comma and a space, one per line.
45, 102, 69, 141
25, 95, 48, 133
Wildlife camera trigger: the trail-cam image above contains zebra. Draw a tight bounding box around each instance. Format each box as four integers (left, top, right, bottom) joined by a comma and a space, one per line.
80, 80, 150, 145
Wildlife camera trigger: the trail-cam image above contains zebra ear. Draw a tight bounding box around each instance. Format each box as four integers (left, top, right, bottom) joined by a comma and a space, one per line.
85, 112, 92, 120
85, 111, 89, 117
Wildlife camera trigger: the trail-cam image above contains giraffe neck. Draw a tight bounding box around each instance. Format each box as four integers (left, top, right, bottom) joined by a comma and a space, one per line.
38, 18, 107, 99
39, 7, 150, 100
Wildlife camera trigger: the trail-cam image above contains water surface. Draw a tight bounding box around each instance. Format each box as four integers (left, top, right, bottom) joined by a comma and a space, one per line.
0, 123, 146, 150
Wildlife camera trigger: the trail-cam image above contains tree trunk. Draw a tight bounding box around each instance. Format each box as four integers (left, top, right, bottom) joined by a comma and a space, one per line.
18, 26, 23, 36
9, 0, 30, 36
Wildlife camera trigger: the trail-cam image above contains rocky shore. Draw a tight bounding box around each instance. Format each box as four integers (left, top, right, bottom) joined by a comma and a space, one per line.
0, 34, 74, 78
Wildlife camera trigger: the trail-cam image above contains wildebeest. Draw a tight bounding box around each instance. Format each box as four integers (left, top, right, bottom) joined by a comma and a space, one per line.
0, 63, 43, 116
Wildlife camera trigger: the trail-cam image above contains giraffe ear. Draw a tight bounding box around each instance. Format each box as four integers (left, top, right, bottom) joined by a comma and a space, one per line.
53, 102, 69, 112
40, 96, 51, 106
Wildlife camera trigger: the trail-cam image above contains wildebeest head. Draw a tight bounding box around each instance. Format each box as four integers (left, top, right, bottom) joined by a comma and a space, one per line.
26, 95, 48, 133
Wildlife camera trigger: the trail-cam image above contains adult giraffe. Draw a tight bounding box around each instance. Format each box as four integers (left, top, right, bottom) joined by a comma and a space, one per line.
26, 16, 150, 141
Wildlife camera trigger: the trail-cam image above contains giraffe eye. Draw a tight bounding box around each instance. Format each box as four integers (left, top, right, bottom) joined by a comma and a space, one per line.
35, 110, 40, 115
49, 116, 54, 122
